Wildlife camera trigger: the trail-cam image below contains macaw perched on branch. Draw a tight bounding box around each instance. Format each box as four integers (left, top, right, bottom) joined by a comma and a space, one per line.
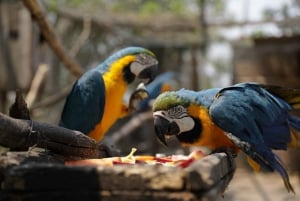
152, 82, 300, 193
60, 47, 158, 142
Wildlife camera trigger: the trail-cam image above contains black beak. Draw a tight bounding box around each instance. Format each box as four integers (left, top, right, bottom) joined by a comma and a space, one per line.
133, 53, 158, 84
153, 115, 180, 146
138, 63, 158, 84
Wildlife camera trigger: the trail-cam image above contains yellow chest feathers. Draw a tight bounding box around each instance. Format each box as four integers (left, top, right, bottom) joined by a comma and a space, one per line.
185, 104, 236, 150
88, 55, 136, 141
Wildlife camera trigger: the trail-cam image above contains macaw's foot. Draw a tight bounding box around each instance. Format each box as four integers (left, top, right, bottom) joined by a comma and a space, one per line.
211, 147, 237, 174
128, 83, 149, 112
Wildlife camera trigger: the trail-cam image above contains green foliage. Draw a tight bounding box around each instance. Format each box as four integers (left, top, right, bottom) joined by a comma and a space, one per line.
140, 1, 162, 15
109, 0, 189, 16
47, 0, 194, 16
250, 31, 267, 39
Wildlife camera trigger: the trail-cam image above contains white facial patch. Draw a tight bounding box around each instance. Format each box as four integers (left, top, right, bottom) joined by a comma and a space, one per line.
130, 61, 145, 76
174, 116, 195, 134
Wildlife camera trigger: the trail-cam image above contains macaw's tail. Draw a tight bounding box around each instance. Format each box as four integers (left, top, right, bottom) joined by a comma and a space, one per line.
272, 154, 295, 193
247, 147, 295, 193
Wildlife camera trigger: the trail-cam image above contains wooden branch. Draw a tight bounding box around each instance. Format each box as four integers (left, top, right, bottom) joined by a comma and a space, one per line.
9, 90, 31, 120
54, 5, 300, 32
69, 14, 91, 57
21, 0, 84, 78
0, 112, 99, 158
111, 111, 153, 143
26, 63, 49, 109
30, 84, 73, 110
56, 7, 200, 32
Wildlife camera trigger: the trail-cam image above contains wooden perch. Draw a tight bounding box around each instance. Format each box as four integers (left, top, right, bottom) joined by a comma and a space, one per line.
9, 90, 31, 120
0, 112, 99, 158
21, 0, 83, 78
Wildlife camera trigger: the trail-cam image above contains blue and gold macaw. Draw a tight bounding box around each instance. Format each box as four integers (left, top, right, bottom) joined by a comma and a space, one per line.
137, 72, 176, 111
152, 82, 300, 193
60, 47, 158, 142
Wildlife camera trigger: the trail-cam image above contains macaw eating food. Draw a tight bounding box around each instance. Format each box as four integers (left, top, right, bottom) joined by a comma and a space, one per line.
60, 47, 158, 142
152, 82, 300, 193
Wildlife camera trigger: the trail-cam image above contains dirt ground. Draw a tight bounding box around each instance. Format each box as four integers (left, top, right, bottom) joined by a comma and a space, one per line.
219, 168, 300, 201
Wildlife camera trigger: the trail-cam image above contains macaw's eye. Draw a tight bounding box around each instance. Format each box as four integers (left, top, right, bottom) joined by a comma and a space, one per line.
161, 111, 167, 116
176, 105, 184, 113
168, 105, 187, 119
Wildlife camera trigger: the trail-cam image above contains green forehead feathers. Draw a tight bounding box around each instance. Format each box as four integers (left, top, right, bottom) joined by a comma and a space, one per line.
152, 91, 190, 111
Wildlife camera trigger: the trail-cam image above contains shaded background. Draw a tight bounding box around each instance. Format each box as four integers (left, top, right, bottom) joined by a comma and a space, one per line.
0, 0, 300, 200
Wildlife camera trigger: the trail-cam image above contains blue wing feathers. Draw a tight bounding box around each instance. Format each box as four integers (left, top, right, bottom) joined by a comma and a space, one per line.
60, 70, 105, 134
208, 83, 297, 192
210, 83, 293, 142
262, 124, 291, 149
288, 115, 300, 131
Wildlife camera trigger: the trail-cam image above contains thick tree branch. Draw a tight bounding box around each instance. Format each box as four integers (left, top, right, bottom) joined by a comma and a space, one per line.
21, 0, 83, 78
0, 112, 99, 158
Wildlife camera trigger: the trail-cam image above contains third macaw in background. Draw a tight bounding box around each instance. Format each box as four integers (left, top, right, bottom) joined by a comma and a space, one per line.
136, 72, 176, 112
59, 47, 158, 142
152, 82, 300, 193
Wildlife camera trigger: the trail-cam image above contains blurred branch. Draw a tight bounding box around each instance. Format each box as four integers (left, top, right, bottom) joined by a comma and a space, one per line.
26, 63, 49, 109
54, 6, 300, 31
111, 111, 153, 143
56, 6, 200, 32
21, 0, 83, 78
69, 14, 91, 57
30, 84, 73, 110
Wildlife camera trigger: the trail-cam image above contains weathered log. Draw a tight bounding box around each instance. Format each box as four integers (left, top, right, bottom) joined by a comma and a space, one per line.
0, 112, 99, 158
0, 152, 234, 201
0, 150, 64, 169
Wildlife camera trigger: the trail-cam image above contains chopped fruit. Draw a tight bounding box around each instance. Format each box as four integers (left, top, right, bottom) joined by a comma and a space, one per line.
66, 149, 205, 168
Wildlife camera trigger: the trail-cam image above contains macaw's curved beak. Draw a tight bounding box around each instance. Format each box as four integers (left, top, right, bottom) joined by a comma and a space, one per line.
131, 54, 158, 84
138, 64, 158, 84
153, 115, 180, 146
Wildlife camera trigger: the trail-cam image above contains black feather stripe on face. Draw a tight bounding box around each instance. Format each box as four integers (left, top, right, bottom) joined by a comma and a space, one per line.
123, 65, 135, 84
176, 116, 202, 144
